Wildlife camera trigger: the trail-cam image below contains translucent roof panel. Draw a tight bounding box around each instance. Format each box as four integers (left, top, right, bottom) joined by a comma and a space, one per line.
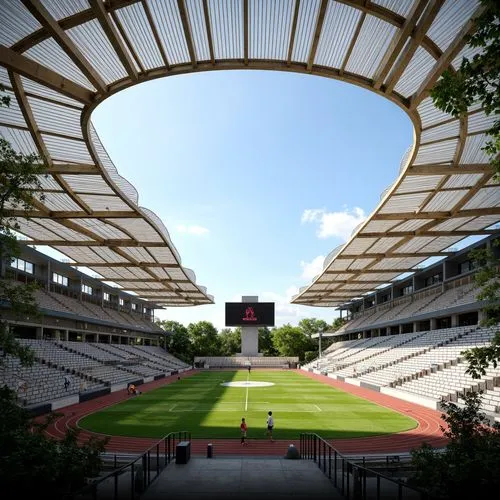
0, 0, 496, 307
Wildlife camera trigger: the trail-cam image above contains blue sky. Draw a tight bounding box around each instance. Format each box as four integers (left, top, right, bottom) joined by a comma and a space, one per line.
50, 70, 416, 329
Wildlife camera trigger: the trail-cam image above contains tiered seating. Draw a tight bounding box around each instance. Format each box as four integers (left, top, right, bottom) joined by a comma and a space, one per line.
198, 356, 296, 368
0, 354, 103, 406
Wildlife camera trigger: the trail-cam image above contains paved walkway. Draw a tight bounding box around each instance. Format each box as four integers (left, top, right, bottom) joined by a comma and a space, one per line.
141, 457, 344, 500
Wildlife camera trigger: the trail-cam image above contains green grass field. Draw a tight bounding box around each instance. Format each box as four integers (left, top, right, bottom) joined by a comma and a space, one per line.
78, 370, 417, 440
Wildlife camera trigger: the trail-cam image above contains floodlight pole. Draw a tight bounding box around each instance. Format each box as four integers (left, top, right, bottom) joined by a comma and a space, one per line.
319, 331, 322, 359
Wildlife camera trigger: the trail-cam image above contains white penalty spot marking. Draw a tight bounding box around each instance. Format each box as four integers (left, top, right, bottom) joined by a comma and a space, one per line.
314, 404, 322, 412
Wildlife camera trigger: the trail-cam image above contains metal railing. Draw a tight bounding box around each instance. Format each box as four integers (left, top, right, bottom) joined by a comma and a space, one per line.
67, 430, 191, 500
300, 433, 435, 500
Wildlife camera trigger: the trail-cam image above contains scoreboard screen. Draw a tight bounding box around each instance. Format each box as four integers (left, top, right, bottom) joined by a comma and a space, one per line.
225, 302, 275, 327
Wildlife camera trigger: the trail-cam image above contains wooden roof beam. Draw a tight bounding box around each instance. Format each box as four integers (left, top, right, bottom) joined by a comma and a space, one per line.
286, 0, 300, 66
202, 0, 215, 64
373, 207, 500, 220
372, 0, 429, 89
46, 164, 100, 174
357, 230, 496, 238
177, 0, 197, 68
70, 262, 179, 268
88, 0, 138, 80
407, 164, 493, 175
0, 45, 93, 105
336, 252, 455, 259
21, 0, 107, 93
20, 239, 167, 247
409, 4, 486, 109
306, 0, 329, 71
383, 0, 445, 95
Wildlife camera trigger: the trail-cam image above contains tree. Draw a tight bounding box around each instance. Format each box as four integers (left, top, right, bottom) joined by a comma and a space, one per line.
430, 0, 499, 176
156, 320, 192, 362
409, 391, 500, 499
188, 321, 221, 357
461, 243, 500, 378
0, 86, 47, 364
0, 387, 108, 498
271, 324, 314, 361
298, 318, 329, 337
218, 327, 241, 356
258, 326, 278, 356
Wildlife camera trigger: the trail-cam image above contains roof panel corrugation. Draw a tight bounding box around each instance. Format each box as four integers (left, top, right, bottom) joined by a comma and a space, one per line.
79, 194, 134, 211
371, 256, 426, 270
0, 67, 10, 87
147, 247, 178, 264
40, 0, 90, 21
423, 189, 468, 212
38, 218, 93, 240
72, 218, 130, 239
417, 97, 454, 129
396, 236, 435, 253
164, 268, 187, 280
89, 125, 139, 205
0, 0, 42, 47
432, 217, 474, 231
460, 134, 490, 164
379, 192, 430, 213
0, 126, 38, 155
395, 175, 443, 194
29, 96, 82, 138
427, 0, 479, 53
41, 134, 93, 163
115, 3, 165, 70
361, 219, 402, 233
185, 0, 210, 61
24, 38, 96, 91
391, 219, 431, 232
121, 247, 155, 262
291, 0, 320, 62
36, 174, 63, 190
67, 19, 128, 84
249, 0, 294, 60
141, 207, 182, 262
15, 218, 61, 240
420, 120, 460, 143
0, 90, 27, 128
459, 215, 500, 231
20, 77, 84, 108
52, 246, 101, 263
368, 237, 405, 253
315, 1, 361, 68
148, 0, 190, 65
95, 246, 131, 263
371, 0, 413, 16
208, 0, 244, 60
345, 15, 397, 79
326, 258, 351, 271
347, 258, 375, 271
443, 174, 482, 189
341, 282, 374, 291
452, 42, 483, 71
467, 111, 495, 135
463, 187, 500, 210
342, 237, 377, 254
105, 218, 163, 242
413, 138, 458, 165
61, 175, 115, 195
39, 192, 82, 211
394, 47, 436, 98
423, 235, 463, 253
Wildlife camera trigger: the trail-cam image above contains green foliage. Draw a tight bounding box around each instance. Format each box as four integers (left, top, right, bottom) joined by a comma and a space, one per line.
271, 324, 315, 360
460, 244, 500, 378
156, 320, 192, 362
304, 350, 318, 363
0, 386, 108, 498
0, 84, 10, 108
298, 318, 329, 337
187, 320, 221, 357
218, 327, 241, 356
258, 326, 278, 356
430, 0, 500, 176
409, 391, 500, 499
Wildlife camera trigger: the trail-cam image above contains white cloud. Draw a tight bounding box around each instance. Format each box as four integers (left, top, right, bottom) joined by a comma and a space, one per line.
176, 224, 209, 235
300, 255, 325, 280
301, 206, 366, 240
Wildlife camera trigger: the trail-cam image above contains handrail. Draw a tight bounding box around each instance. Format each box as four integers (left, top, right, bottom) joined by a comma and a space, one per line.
299, 433, 435, 500
67, 430, 191, 500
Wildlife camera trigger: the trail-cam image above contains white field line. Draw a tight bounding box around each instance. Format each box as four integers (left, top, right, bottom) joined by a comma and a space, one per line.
314, 404, 322, 412
169, 404, 177, 412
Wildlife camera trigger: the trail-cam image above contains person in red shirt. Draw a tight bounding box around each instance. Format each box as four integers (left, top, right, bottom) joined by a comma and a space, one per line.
240, 417, 248, 445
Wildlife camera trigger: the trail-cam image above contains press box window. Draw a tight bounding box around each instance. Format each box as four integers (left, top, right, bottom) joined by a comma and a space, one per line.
81, 284, 93, 295
10, 258, 34, 274
52, 272, 68, 286
103, 292, 110, 301
119, 298, 124, 306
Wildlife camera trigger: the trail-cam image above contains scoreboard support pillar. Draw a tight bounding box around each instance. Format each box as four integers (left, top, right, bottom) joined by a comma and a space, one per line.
240, 295, 259, 356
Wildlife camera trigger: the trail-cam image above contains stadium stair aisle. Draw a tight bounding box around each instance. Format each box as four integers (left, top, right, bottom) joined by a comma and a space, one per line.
140, 457, 343, 500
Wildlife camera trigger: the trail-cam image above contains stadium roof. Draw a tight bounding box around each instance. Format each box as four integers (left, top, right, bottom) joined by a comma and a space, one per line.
0, 0, 498, 307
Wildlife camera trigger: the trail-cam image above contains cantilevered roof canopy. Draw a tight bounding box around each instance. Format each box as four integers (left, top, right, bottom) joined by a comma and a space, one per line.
0, 0, 498, 307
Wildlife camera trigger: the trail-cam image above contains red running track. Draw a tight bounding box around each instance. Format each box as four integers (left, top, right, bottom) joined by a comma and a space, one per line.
41, 370, 449, 457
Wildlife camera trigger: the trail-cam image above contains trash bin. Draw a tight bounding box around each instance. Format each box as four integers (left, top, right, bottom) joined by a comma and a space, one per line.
207, 443, 213, 458
176, 441, 191, 464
